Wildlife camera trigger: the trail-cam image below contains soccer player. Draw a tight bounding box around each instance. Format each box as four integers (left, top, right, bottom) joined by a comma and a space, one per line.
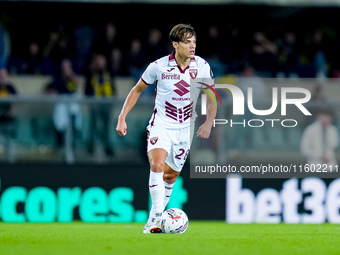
116, 24, 217, 233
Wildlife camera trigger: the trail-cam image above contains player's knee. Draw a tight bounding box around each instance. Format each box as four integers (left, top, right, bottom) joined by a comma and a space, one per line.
150, 161, 165, 173
163, 172, 179, 184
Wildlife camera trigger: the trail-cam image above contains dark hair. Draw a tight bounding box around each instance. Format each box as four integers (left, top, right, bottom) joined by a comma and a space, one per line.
169, 24, 196, 42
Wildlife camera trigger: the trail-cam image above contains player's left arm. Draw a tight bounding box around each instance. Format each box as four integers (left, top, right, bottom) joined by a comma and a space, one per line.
196, 86, 217, 139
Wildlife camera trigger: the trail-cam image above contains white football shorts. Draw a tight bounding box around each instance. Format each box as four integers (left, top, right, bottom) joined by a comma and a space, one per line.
146, 125, 193, 172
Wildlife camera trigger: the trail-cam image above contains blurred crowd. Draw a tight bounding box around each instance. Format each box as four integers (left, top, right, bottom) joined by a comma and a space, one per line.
1, 18, 340, 159
1, 21, 340, 81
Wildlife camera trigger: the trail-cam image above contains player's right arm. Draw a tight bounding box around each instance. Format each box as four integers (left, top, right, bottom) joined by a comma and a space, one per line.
116, 79, 149, 136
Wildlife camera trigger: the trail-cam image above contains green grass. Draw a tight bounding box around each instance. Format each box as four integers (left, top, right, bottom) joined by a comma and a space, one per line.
0, 222, 339, 255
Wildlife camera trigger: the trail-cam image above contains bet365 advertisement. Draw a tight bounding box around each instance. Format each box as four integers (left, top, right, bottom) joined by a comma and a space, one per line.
0, 164, 339, 223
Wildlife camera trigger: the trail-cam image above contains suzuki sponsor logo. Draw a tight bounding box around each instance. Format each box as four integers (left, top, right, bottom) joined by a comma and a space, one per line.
173, 80, 190, 97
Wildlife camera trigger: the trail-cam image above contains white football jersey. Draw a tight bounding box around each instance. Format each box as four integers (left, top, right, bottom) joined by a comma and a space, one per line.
141, 52, 213, 129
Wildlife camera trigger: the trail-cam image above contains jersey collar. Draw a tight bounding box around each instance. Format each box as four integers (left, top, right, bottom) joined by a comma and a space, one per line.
168, 51, 197, 73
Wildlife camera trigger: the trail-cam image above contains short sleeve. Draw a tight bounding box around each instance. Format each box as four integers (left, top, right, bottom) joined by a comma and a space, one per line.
200, 61, 214, 87
201, 61, 213, 79
141, 62, 158, 85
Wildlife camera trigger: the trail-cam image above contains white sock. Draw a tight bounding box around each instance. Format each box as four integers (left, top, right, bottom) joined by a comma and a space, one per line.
163, 181, 174, 211
148, 170, 164, 219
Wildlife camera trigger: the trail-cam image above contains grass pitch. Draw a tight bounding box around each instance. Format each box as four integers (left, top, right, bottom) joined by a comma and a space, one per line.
0, 222, 339, 255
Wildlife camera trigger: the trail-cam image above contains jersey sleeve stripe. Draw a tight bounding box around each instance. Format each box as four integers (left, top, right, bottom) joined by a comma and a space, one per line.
141, 77, 152, 86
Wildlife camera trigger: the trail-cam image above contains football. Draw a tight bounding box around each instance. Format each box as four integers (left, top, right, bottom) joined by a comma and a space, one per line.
161, 208, 189, 234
